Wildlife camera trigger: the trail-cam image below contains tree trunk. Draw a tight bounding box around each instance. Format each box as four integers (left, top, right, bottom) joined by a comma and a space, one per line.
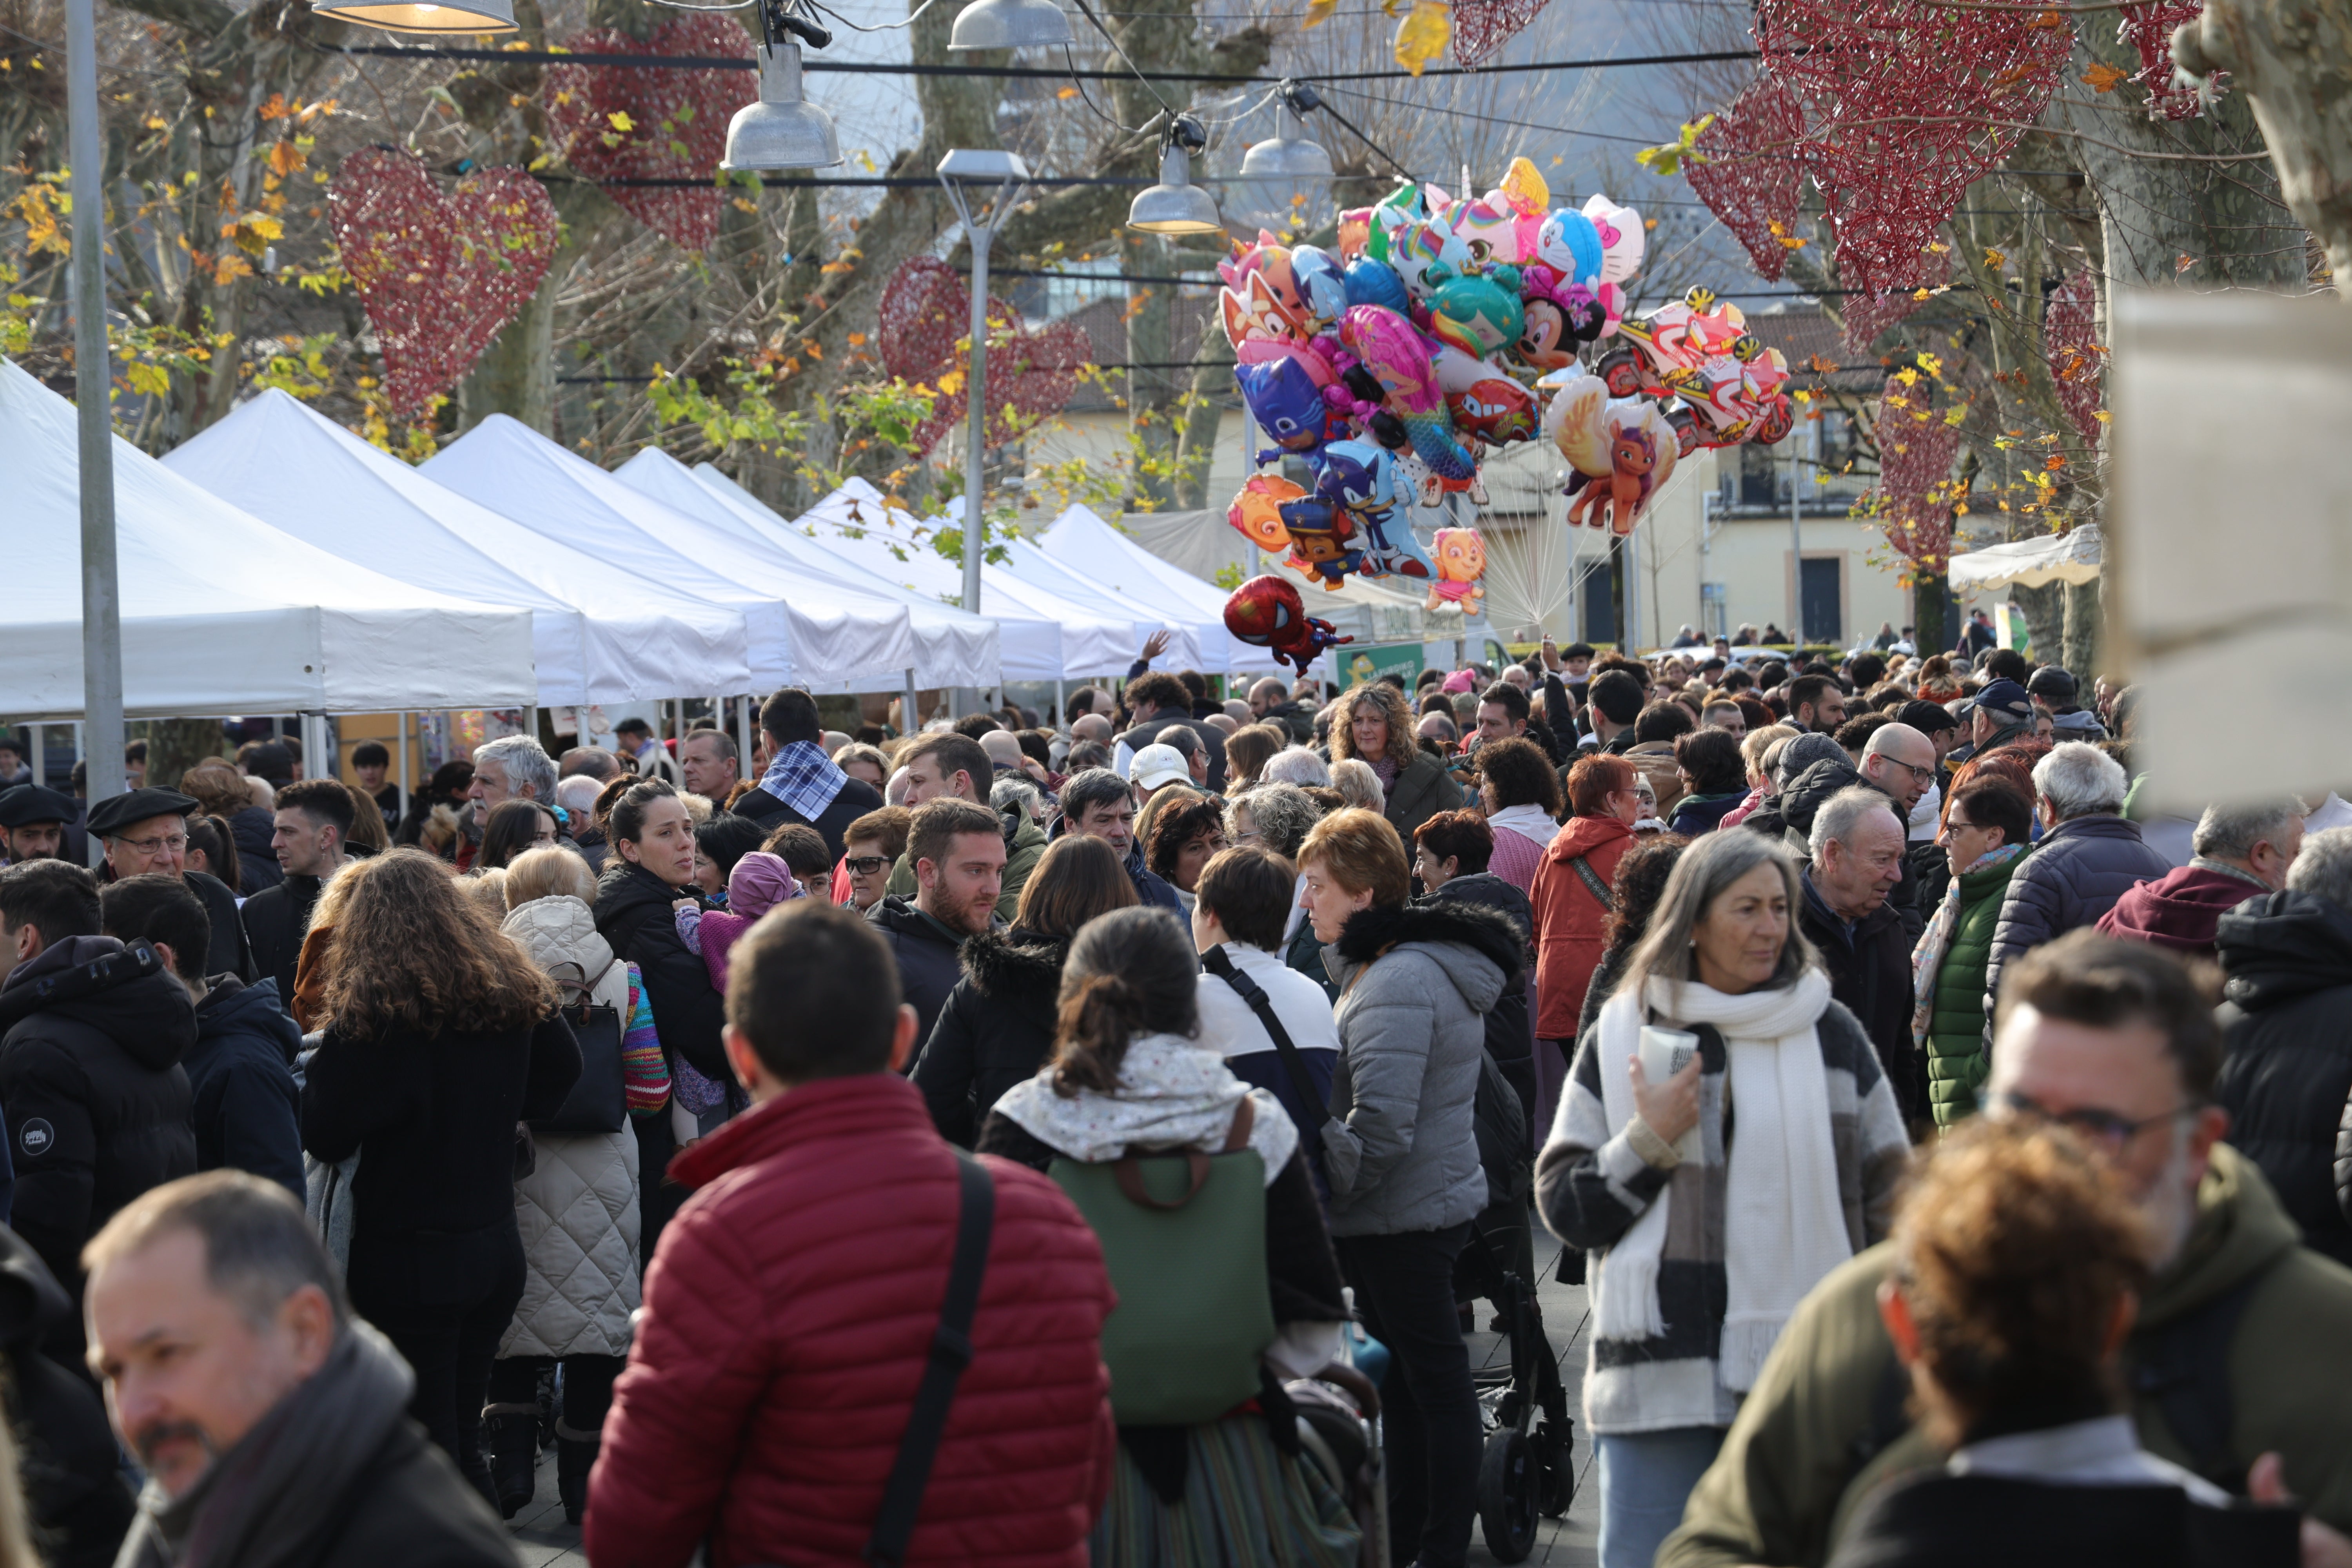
139, 719, 232, 788
2063, 579, 2104, 681
2174, 0, 2352, 294
1912, 567, 1953, 657
2009, 581, 2067, 663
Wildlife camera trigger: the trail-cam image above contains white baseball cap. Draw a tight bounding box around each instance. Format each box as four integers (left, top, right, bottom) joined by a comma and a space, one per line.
1130, 743, 1191, 791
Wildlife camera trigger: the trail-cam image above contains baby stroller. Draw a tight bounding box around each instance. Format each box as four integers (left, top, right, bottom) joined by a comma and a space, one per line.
1287, 1293, 1391, 1568
1461, 1216, 1575, 1563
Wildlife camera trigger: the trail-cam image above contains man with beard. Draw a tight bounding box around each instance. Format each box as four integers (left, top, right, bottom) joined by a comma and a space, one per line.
1659, 931, 2352, 1566
864, 799, 1005, 1045
0, 786, 76, 867
85, 1172, 513, 1568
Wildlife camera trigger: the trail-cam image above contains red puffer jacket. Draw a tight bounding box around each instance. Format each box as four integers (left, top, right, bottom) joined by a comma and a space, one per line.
584, 1072, 1117, 1568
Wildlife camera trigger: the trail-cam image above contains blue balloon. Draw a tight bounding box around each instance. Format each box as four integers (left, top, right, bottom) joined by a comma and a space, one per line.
1343, 258, 1410, 314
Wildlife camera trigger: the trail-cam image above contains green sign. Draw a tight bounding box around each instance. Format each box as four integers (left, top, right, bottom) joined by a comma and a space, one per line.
1339, 642, 1424, 688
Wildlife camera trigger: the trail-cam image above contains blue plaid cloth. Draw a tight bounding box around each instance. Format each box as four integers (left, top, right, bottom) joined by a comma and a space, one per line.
760, 740, 849, 820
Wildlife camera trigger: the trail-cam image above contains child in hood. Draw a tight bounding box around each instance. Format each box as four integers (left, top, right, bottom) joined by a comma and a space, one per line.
675, 851, 803, 993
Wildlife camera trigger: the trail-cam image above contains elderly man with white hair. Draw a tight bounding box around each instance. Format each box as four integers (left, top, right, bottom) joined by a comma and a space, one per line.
1982, 741, 2173, 1019
1797, 785, 1921, 1120
2097, 793, 2305, 958
1259, 745, 1331, 790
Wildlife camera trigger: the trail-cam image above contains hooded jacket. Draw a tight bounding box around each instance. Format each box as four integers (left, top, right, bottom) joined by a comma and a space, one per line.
0, 1224, 134, 1568
499, 895, 644, 1359
1321, 898, 1513, 1236
584, 1073, 1117, 1568
1659, 1144, 2352, 1567
911, 927, 1069, 1147
867, 895, 997, 1050
0, 936, 197, 1315
1422, 873, 1538, 1146
1986, 813, 2174, 1011
186, 974, 304, 1197
2214, 890, 2352, 1268
1530, 813, 1635, 1041
2098, 862, 2270, 958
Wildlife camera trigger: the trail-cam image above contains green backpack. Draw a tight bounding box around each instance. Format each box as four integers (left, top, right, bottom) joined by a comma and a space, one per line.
1048, 1099, 1276, 1426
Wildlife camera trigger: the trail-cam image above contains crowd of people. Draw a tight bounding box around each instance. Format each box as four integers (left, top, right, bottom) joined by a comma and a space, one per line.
2, 623, 2351, 1568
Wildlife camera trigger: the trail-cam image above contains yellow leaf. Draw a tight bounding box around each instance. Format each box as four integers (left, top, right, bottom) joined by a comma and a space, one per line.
257, 92, 291, 120
1392, 0, 1448, 76
1056, 84, 1078, 98
607, 110, 635, 132
848, 332, 868, 346
731, 196, 757, 214
1304, 0, 1336, 25
938, 368, 966, 396
269, 140, 304, 177
2082, 61, 2127, 92
124, 363, 171, 397
1983, 247, 2006, 269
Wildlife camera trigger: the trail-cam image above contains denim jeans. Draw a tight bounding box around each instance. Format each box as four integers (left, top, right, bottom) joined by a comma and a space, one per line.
1337, 1225, 1480, 1568
1595, 1426, 1726, 1568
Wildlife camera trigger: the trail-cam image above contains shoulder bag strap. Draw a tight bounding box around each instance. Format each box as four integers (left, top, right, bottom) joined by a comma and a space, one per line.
1568, 855, 1615, 911
865, 1150, 996, 1568
1200, 947, 1326, 1130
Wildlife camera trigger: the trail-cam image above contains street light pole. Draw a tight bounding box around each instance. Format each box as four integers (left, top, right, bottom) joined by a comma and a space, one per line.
937, 148, 1030, 719
67, 0, 124, 821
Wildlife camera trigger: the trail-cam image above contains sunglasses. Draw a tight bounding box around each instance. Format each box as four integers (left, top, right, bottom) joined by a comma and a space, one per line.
844, 855, 889, 875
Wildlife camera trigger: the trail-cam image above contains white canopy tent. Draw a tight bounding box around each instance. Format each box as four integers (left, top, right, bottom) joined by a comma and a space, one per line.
612, 451, 1000, 692
780, 481, 1137, 682
2, 359, 537, 718
164, 390, 752, 704
1949, 525, 2104, 593
929, 501, 1202, 673
1037, 506, 1241, 674
423, 416, 916, 690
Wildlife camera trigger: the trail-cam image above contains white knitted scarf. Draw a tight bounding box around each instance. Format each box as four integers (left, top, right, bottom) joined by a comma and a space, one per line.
1591, 967, 1850, 1390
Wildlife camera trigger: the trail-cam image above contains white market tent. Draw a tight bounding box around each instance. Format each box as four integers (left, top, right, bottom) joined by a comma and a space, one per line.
1949, 524, 2104, 593
782, 480, 1137, 682
1037, 505, 1241, 674
164, 390, 752, 704
2, 359, 537, 718
611, 450, 1000, 691
423, 416, 915, 690
931, 499, 1204, 673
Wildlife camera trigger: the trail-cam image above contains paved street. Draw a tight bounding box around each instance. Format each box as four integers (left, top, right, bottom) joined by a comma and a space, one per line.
514, 1221, 1597, 1568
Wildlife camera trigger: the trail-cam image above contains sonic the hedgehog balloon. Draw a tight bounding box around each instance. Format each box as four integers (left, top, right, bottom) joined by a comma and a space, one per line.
1224, 574, 1353, 673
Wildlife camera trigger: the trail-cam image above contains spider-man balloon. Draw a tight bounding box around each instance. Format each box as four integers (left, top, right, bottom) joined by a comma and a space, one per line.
1223, 574, 1353, 674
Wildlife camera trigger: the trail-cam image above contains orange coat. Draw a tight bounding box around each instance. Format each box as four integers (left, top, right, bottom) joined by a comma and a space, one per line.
1529, 813, 1634, 1041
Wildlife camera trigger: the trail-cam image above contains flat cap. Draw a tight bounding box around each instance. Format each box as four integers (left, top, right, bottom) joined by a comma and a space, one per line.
0, 786, 76, 829
84, 788, 201, 837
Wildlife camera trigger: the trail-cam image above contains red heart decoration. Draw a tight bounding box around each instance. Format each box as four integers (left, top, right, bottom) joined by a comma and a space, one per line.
1453, 0, 1552, 67
877, 256, 1092, 454
328, 148, 561, 420
1684, 75, 1806, 282
544, 16, 754, 253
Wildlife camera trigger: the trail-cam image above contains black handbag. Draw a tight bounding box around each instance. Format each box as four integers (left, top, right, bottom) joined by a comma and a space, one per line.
532, 960, 626, 1135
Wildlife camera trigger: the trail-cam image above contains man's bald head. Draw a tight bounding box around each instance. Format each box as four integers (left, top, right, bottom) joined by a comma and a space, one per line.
1249, 677, 1288, 715
1861, 721, 1938, 812
1071, 713, 1112, 744
978, 730, 1025, 770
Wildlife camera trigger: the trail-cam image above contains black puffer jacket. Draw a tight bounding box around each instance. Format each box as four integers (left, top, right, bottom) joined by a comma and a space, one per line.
186, 974, 305, 1197
2216, 890, 2352, 1267
0, 936, 197, 1336
911, 927, 1067, 1147
866, 895, 998, 1051
0, 1225, 133, 1568
1420, 874, 1538, 1147
240, 871, 323, 1005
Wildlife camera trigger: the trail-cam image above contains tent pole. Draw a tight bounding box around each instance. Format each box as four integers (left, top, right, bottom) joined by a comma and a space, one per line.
29, 725, 44, 793
737, 695, 755, 775
398, 713, 412, 831
1054, 678, 1065, 730
68, 0, 124, 813
902, 669, 918, 739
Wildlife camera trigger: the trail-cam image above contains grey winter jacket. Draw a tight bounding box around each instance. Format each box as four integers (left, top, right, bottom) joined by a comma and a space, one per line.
1984, 813, 2173, 1020
1320, 899, 1514, 1237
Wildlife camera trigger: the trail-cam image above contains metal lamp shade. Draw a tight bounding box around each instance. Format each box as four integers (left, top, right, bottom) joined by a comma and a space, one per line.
1126, 144, 1223, 235
949, 0, 1074, 50
720, 44, 842, 172
312, 0, 515, 32
1238, 103, 1332, 181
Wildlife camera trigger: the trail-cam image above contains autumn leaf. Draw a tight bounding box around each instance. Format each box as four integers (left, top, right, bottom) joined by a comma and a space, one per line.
1392, 0, 1449, 76
1982, 247, 2006, 269
2176, 252, 2199, 273
1808, 352, 1837, 374
848, 332, 868, 346
607, 110, 635, 132
124, 363, 171, 397
1304, 0, 1337, 24
257, 92, 291, 120
268, 140, 305, 177
2082, 61, 2127, 92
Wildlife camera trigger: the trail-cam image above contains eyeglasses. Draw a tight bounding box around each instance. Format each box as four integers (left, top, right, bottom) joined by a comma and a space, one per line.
113, 833, 188, 855
844, 855, 889, 875
1987, 1090, 2200, 1152
1885, 757, 1938, 786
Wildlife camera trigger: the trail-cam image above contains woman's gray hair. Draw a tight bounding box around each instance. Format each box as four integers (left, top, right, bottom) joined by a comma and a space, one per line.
2031, 740, 2129, 820
990, 774, 1044, 823
1261, 746, 1332, 789
1618, 830, 1817, 1002
1330, 758, 1385, 813
1227, 781, 1320, 858
2288, 826, 2352, 911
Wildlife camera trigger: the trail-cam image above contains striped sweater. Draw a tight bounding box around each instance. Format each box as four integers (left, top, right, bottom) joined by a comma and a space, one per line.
622, 963, 671, 1116
1535, 997, 1908, 1434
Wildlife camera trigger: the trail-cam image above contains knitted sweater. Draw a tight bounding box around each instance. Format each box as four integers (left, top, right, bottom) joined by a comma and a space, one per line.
1535, 996, 1907, 1434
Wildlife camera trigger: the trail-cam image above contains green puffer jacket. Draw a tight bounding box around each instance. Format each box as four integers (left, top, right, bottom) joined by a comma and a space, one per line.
1923, 846, 2032, 1127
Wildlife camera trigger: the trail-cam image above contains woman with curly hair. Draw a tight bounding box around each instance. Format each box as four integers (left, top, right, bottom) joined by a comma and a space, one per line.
299, 848, 581, 1503
1148, 793, 1230, 902
1329, 680, 1462, 843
